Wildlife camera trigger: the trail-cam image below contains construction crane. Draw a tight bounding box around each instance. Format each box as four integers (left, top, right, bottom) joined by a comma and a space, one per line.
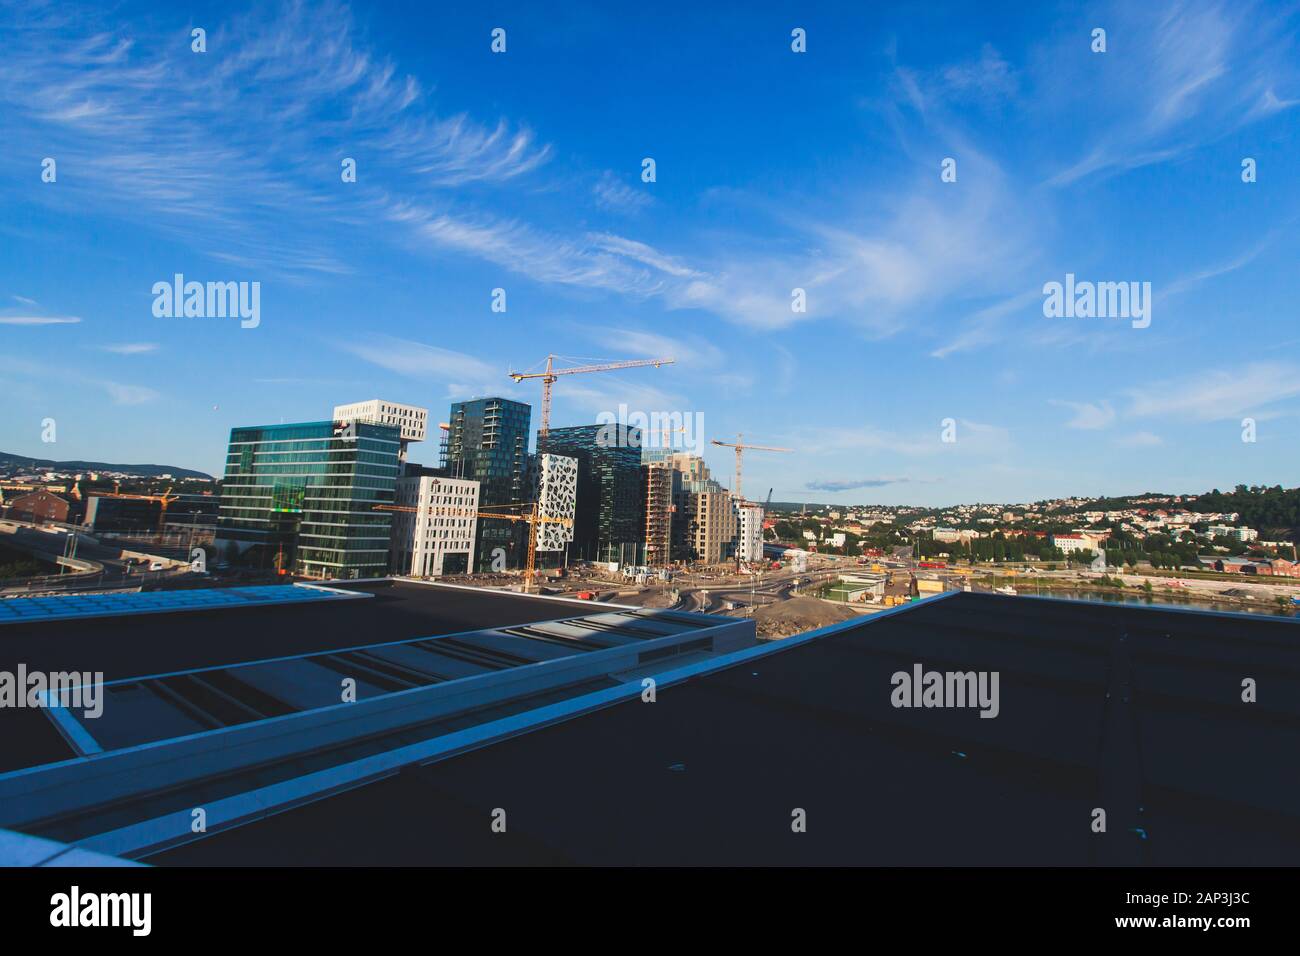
658, 423, 687, 454
508, 354, 674, 449
709, 434, 792, 500
99, 483, 179, 534
373, 501, 572, 593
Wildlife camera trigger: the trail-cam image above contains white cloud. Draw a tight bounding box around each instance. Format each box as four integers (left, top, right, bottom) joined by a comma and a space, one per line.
1045, 0, 1298, 186
1116, 431, 1163, 448
0, 315, 81, 325
1124, 362, 1300, 422
338, 336, 504, 398
98, 342, 158, 354
101, 381, 159, 405
592, 171, 652, 212
1051, 399, 1116, 430
0, 2, 553, 278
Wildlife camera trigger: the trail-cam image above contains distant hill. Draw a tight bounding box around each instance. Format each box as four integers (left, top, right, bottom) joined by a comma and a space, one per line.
0, 452, 213, 481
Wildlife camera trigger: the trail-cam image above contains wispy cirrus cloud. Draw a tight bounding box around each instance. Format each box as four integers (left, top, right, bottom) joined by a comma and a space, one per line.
1050, 399, 1117, 430
97, 342, 158, 354
100, 381, 159, 405
806, 476, 926, 492
1124, 362, 1300, 422
0, 1, 1045, 339
592, 171, 652, 213
1116, 431, 1163, 448
1045, 0, 1298, 186
337, 335, 506, 398
0, 314, 81, 325
0, 1, 553, 278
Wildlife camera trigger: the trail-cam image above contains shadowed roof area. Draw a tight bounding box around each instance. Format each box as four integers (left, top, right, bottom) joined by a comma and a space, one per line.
152, 592, 1300, 866
0, 582, 608, 681
0, 582, 624, 773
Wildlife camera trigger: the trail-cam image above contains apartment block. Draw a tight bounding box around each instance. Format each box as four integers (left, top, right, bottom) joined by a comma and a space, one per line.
687, 489, 739, 564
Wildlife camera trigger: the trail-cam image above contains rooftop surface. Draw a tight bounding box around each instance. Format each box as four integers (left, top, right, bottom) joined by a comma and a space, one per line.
0, 583, 754, 858
0, 581, 640, 774
0, 581, 608, 681
148, 591, 1300, 867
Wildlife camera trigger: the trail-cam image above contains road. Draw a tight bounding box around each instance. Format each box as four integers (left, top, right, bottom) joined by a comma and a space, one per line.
0, 521, 187, 594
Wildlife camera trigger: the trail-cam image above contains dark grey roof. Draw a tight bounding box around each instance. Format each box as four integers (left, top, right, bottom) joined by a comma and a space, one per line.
149, 592, 1300, 866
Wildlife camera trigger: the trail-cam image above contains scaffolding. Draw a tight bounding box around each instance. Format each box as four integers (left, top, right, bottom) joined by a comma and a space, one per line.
643, 462, 675, 567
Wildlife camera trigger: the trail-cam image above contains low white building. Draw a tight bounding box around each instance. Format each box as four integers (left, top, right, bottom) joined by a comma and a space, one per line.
1207, 524, 1257, 542
1051, 533, 1095, 554
389, 474, 479, 577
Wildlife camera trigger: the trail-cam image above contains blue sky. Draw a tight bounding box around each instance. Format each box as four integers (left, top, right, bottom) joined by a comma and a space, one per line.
1, 0, 1298, 505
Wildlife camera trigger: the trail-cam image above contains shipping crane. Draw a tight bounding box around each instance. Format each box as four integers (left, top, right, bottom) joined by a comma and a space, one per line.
709, 434, 792, 500
373, 500, 572, 592
508, 354, 674, 449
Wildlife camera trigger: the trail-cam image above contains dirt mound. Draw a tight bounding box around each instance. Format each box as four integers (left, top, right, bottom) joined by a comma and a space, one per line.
748, 596, 860, 639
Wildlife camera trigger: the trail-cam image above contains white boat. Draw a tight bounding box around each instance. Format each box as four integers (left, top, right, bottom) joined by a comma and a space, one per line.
995, 585, 1017, 596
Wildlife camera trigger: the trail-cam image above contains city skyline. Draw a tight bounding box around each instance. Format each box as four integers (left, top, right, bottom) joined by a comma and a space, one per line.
2, 0, 1299, 506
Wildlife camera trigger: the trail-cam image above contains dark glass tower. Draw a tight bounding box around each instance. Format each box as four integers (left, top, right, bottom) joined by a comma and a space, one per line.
442, 397, 531, 570
543, 423, 644, 563
216, 420, 401, 578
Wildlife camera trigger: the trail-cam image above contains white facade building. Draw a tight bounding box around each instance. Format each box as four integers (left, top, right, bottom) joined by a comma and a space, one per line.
736, 501, 765, 563
535, 453, 578, 553
1207, 524, 1258, 542
1051, 533, 1094, 554
333, 400, 428, 445
389, 474, 479, 578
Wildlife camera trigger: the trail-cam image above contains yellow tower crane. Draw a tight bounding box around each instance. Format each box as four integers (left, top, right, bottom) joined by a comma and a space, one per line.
103, 483, 179, 534
508, 354, 674, 449
709, 434, 792, 501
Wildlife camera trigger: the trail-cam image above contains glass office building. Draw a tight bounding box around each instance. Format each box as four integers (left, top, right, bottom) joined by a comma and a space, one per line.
442, 397, 531, 570
544, 424, 644, 564
216, 420, 401, 579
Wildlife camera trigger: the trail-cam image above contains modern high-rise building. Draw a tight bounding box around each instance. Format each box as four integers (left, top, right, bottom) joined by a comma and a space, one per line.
442, 398, 531, 570
535, 453, 578, 554
332, 400, 427, 461
388, 469, 479, 578
544, 424, 643, 564
216, 419, 401, 578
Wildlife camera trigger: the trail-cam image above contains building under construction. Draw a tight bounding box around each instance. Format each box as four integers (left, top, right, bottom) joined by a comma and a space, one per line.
642, 461, 678, 566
